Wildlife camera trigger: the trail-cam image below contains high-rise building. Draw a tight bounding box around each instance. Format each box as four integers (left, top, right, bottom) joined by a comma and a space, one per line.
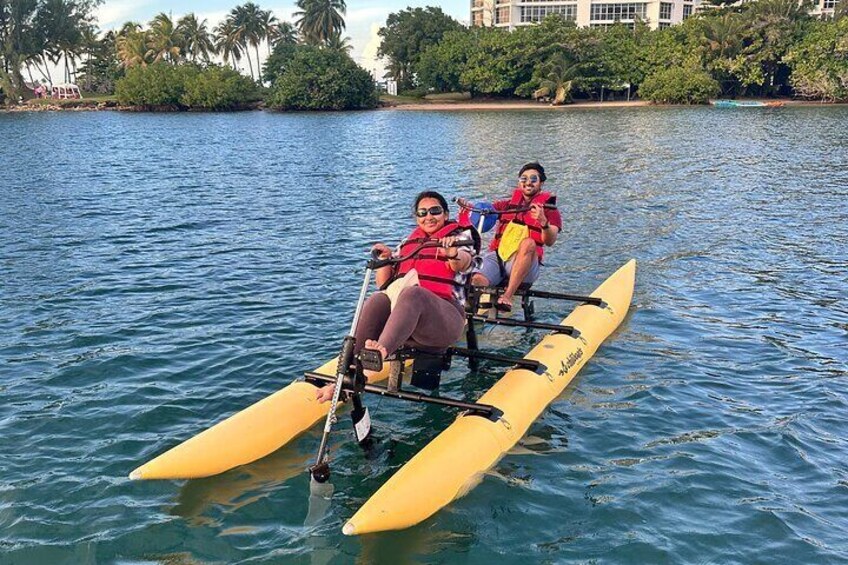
471, 0, 701, 30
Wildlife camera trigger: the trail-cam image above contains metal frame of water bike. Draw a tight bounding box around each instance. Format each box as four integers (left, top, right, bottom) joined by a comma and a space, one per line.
307, 237, 605, 482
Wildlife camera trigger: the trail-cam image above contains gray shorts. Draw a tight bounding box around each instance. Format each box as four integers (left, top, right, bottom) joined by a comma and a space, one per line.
475, 252, 541, 287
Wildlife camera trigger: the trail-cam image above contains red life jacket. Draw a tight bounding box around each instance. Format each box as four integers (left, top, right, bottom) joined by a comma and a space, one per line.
490, 189, 556, 261
395, 221, 467, 301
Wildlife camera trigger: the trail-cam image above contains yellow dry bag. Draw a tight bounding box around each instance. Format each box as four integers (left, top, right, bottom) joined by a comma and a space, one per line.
497, 222, 529, 262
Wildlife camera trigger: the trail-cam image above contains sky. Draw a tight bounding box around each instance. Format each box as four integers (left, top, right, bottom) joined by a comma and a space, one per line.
93, 0, 470, 79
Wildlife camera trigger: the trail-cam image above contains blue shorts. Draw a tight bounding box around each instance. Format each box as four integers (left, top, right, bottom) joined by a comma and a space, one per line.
475, 252, 541, 288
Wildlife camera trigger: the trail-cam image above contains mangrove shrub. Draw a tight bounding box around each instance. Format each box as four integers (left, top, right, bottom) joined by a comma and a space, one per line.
266, 47, 378, 111
116, 64, 257, 110
181, 66, 257, 110
639, 66, 720, 104
116, 64, 195, 108
785, 18, 848, 101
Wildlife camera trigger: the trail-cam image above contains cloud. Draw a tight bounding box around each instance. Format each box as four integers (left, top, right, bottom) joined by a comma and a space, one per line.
347, 6, 389, 23
95, 0, 155, 29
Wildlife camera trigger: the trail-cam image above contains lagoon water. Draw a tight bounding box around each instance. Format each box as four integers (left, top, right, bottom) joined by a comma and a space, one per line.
1, 106, 847, 564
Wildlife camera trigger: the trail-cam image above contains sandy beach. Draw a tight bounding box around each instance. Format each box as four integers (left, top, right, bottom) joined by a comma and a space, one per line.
386, 99, 652, 111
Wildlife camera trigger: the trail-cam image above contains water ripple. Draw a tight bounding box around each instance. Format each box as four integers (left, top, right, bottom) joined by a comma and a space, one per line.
1, 107, 847, 563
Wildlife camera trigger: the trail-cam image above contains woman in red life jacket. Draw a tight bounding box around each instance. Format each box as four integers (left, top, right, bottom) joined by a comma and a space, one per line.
458, 162, 561, 312
316, 191, 477, 403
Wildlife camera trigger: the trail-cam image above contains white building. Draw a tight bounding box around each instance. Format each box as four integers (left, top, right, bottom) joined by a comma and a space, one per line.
810, 0, 838, 17
471, 0, 700, 30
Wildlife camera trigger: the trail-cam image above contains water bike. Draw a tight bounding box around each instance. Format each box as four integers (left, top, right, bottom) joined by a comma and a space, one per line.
130, 234, 636, 536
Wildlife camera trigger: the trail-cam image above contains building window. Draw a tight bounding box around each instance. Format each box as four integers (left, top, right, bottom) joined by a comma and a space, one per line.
589, 2, 648, 21
659, 2, 673, 19
473, 10, 484, 26
682, 4, 693, 18
658, 22, 671, 28
822, 0, 836, 8
472, 0, 484, 8
520, 4, 577, 22
496, 6, 511, 23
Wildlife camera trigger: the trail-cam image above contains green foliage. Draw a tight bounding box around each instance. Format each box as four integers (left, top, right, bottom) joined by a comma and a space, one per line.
181, 64, 257, 109
639, 65, 720, 104
785, 18, 848, 101
115, 63, 193, 107
378, 6, 462, 90
416, 29, 477, 93
116, 63, 257, 109
459, 27, 529, 96
266, 46, 377, 110
262, 41, 299, 84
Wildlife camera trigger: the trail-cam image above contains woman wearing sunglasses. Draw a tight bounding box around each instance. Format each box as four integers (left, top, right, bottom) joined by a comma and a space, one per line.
316, 191, 477, 402
458, 162, 561, 312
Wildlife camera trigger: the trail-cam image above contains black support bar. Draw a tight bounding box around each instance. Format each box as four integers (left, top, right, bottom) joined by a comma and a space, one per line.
477, 286, 604, 306
304, 371, 503, 421
449, 347, 547, 375
469, 315, 579, 337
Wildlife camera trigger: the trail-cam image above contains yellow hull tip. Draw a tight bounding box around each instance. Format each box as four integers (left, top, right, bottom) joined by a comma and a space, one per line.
129, 469, 142, 480
342, 522, 356, 536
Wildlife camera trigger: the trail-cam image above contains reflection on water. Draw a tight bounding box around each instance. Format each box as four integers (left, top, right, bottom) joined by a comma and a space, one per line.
1, 107, 847, 563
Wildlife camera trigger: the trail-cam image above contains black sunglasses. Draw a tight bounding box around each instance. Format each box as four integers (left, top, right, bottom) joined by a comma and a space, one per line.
415, 205, 445, 218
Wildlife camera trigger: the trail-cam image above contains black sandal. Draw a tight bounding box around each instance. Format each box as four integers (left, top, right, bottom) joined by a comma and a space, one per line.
494, 298, 513, 313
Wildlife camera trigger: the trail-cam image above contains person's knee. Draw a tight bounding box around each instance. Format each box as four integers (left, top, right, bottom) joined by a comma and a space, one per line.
519, 238, 537, 255
397, 285, 428, 304
471, 273, 490, 286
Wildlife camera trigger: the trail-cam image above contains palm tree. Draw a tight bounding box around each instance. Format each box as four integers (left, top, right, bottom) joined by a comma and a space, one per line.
325, 31, 352, 54
258, 9, 279, 57
699, 13, 744, 61
270, 21, 298, 49
177, 13, 215, 63
116, 27, 149, 68
214, 19, 243, 72
240, 3, 266, 76
294, 0, 346, 46
225, 6, 254, 79
146, 13, 183, 63
538, 52, 582, 105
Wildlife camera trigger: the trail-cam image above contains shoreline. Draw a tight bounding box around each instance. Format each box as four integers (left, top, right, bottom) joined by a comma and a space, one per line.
1, 98, 843, 114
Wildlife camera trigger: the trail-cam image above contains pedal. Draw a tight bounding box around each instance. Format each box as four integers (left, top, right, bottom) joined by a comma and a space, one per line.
358, 348, 383, 372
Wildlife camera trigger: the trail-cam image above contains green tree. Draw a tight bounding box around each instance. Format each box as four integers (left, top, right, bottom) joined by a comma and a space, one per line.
784, 17, 848, 101
181, 64, 257, 109
325, 30, 352, 53
537, 51, 583, 104
262, 38, 298, 84
417, 28, 477, 93
266, 45, 376, 110
734, 0, 811, 95
378, 6, 462, 90
294, 0, 346, 46
116, 24, 149, 68
177, 13, 215, 63
146, 12, 183, 63
258, 8, 278, 57
639, 64, 720, 103
598, 22, 652, 91
214, 18, 243, 71
115, 62, 195, 107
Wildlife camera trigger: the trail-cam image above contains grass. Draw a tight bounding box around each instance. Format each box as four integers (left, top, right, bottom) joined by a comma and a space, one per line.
26, 93, 117, 107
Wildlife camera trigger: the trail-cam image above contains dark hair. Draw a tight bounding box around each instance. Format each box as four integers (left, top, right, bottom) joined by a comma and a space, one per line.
518, 162, 547, 182
413, 191, 449, 214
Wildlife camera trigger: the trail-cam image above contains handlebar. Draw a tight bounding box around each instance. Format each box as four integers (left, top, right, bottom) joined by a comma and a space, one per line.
367, 239, 473, 270
452, 197, 556, 216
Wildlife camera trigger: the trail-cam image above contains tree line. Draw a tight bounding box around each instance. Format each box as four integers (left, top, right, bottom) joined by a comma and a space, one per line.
378, 2, 848, 103
0, 0, 352, 100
